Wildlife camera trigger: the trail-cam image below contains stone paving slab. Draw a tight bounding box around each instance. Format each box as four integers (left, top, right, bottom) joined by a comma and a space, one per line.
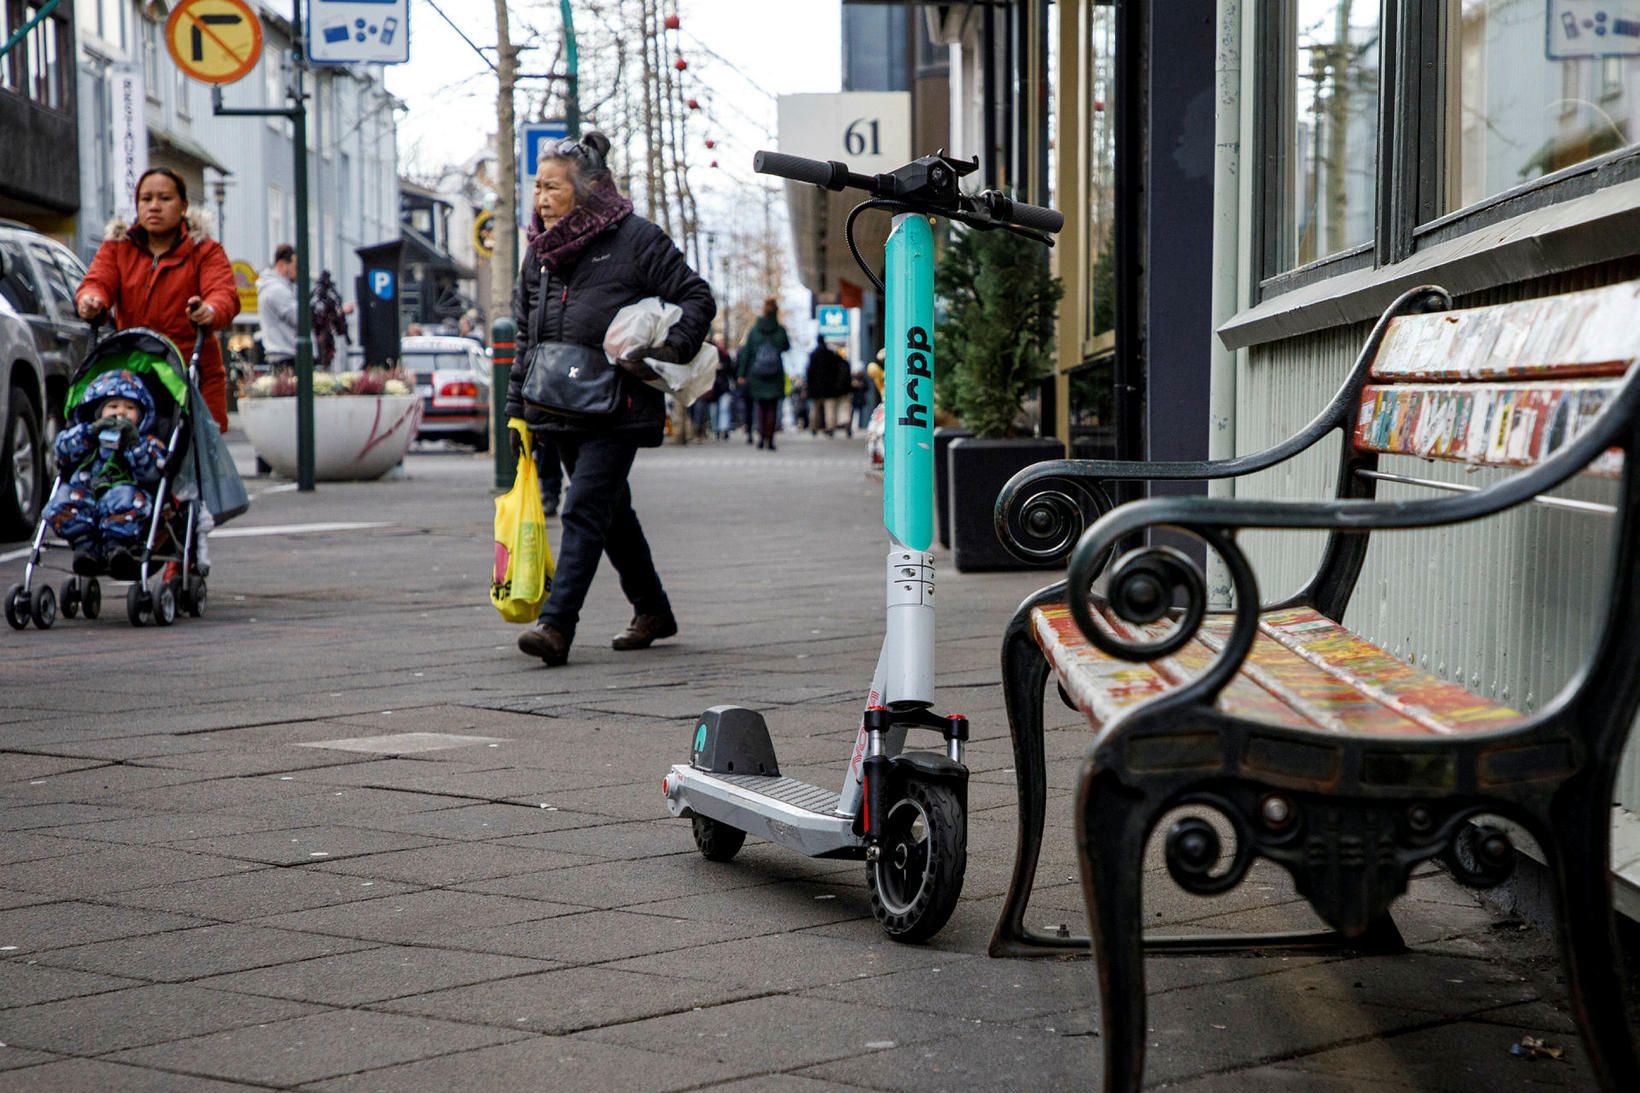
32, 923, 377, 983
0, 900, 207, 955
254, 888, 584, 946
372, 964, 765, 1034
306, 1034, 750, 1093
194, 945, 559, 1007
108, 1009, 529, 1087
0, 1057, 259, 1092
0, 982, 317, 1056
101, 867, 415, 921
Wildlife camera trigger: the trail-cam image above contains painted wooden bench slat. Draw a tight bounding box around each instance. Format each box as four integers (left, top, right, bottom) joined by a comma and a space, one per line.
1371, 280, 1640, 381
1032, 605, 1522, 738
1354, 380, 1624, 475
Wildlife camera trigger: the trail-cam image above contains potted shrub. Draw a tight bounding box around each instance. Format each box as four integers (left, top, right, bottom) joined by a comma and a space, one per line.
935, 222, 1064, 571
238, 369, 421, 481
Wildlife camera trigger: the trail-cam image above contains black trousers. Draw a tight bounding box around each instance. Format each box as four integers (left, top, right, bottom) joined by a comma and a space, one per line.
532, 433, 563, 506
537, 432, 670, 642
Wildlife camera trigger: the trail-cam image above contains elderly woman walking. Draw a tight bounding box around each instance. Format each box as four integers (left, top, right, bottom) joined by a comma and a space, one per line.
505, 132, 716, 666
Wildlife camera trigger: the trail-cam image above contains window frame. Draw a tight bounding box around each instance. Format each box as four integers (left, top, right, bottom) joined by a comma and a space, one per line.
1254, 0, 1640, 303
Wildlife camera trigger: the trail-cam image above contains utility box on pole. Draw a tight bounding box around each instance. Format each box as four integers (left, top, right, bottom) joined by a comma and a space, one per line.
355, 240, 404, 368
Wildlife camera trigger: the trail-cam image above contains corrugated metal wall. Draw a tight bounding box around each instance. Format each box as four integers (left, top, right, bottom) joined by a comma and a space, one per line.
1234, 269, 1640, 812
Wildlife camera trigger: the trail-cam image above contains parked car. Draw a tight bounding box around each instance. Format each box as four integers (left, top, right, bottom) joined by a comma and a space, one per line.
0, 221, 91, 539
357, 335, 492, 452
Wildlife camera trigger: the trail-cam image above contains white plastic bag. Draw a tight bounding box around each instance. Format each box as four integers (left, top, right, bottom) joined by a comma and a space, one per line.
603, 298, 719, 406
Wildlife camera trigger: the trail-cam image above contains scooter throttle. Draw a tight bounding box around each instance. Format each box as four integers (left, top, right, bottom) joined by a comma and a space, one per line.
753, 151, 851, 191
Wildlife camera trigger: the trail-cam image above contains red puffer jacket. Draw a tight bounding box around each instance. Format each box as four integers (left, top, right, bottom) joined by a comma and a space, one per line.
76, 216, 240, 431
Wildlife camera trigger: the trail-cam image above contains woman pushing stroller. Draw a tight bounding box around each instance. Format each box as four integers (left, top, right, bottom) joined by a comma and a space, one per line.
74, 167, 239, 432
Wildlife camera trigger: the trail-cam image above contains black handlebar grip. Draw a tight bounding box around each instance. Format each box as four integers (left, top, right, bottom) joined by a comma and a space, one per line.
1009, 200, 1064, 234
754, 150, 845, 189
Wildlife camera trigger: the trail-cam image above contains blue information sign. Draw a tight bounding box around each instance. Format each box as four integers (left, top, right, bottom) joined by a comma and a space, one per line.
519, 121, 571, 225
817, 305, 850, 339
369, 269, 396, 301
308, 0, 410, 66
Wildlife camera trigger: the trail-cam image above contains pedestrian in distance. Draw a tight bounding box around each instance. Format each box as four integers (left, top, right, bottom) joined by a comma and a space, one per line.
505, 131, 716, 667
310, 269, 352, 372
738, 297, 789, 451
791, 376, 809, 433
258, 244, 298, 374
711, 337, 736, 439
806, 339, 853, 437
76, 167, 240, 434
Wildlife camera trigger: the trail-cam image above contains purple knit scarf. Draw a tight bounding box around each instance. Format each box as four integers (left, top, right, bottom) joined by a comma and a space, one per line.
527, 173, 634, 270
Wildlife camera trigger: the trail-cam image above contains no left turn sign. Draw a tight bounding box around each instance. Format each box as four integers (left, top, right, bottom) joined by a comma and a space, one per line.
166, 0, 263, 86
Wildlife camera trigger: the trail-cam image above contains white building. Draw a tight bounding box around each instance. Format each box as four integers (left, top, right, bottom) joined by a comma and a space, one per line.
72, 1, 400, 335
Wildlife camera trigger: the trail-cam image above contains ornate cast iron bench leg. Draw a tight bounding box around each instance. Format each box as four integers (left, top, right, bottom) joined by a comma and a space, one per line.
990, 586, 1077, 957
1547, 774, 1640, 1091
1077, 767, 1153, 1093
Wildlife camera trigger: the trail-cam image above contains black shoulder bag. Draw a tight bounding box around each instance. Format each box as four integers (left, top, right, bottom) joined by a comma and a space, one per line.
521, 342, 620, 419
520, 265, 621, 420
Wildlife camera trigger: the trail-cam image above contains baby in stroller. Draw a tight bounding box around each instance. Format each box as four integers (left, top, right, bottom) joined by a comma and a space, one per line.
43, 368, 169, 578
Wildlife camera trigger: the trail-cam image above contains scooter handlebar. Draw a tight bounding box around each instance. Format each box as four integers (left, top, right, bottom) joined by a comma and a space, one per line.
753, 151, 848, 189
980, 193, 1064, 234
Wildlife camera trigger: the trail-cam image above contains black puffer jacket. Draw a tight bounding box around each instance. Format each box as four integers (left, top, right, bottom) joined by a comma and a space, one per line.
506, 214, 716, 445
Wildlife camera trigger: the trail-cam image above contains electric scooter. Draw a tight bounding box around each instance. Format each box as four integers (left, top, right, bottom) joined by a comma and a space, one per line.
662, 150, 1063, 942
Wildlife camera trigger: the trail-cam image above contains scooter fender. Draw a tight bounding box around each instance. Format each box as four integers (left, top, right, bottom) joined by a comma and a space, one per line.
858, 752, 969, 838
888, 752, 969, 811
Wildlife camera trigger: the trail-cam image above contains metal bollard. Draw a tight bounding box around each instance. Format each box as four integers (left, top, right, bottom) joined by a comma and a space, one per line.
492, 317, 517, 489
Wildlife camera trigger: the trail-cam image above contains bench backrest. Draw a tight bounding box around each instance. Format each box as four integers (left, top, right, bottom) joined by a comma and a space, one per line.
1352, 280, 1640, 478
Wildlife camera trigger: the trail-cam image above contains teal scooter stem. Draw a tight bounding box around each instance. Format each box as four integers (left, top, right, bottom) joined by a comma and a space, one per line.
661, 151, 1063, 943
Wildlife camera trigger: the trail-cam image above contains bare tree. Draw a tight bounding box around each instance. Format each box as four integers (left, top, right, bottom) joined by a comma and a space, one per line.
491, 0, 520, 327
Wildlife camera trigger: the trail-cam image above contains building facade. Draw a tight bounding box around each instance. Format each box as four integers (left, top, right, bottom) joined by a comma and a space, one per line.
1191, 0, 1640, 919
72, 1, 399, 338
1, 0, 80, 235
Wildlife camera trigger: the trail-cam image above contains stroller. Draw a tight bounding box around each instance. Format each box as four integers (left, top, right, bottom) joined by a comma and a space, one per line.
6, 327, 215, 629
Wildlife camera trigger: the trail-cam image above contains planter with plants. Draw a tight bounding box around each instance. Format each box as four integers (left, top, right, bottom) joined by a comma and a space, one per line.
238, 370, 421, 481
935, 220, 1064, 572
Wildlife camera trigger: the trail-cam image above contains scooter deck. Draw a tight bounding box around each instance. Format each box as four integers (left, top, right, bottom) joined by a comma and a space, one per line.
664, 764, 866, 860
716, 774, 840, 813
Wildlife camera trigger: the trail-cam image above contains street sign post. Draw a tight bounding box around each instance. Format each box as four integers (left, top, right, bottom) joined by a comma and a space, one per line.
519, 120, 569, 225
307, 0, 410, 65
165, 0, 263, 86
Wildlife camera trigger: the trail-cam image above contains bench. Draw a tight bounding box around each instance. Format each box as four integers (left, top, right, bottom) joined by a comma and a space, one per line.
990, 281, 1640, 1092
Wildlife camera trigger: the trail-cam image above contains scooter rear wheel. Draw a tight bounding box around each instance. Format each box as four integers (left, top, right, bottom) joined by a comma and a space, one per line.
692, 815, 747, 862
868, 779, 966, 943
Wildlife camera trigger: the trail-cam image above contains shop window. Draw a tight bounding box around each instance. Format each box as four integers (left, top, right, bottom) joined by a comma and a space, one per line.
1444, 1, 1640, 214
141, 10, 162, 102
1270, 0, 1382, 273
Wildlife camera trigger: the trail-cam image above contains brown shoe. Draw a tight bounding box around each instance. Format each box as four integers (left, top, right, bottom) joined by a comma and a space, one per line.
517, 623, 570, 666
611, 613, 678, 651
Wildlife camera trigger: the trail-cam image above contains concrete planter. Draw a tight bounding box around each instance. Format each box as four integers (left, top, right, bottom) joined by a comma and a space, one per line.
239, 395, 421, 481
948, 436, 1066, 572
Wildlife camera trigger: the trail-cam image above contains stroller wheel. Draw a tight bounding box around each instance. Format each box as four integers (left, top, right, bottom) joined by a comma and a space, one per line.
185, 575, 207, 619
30, 585, 56, 630
82, 578, 101, 620
59, 580, 81, 620
126, 583, 149, 627
151, 578, 177, 627
5, 583, 28, 630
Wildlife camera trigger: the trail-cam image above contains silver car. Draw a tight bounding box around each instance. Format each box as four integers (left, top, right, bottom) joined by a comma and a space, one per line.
398, 335, 493, 452
0, 223, 91, 539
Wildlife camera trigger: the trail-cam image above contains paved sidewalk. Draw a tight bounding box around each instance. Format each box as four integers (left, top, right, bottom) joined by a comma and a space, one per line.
0, 431, 1603, 1090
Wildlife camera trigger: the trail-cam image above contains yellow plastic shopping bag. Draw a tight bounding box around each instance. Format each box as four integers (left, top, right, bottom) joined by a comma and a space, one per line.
491, 421, 553, 622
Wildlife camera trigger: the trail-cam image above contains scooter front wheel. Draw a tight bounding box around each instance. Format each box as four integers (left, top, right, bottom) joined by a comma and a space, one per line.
868, 778, 966, 943
692, 815, 747, 862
